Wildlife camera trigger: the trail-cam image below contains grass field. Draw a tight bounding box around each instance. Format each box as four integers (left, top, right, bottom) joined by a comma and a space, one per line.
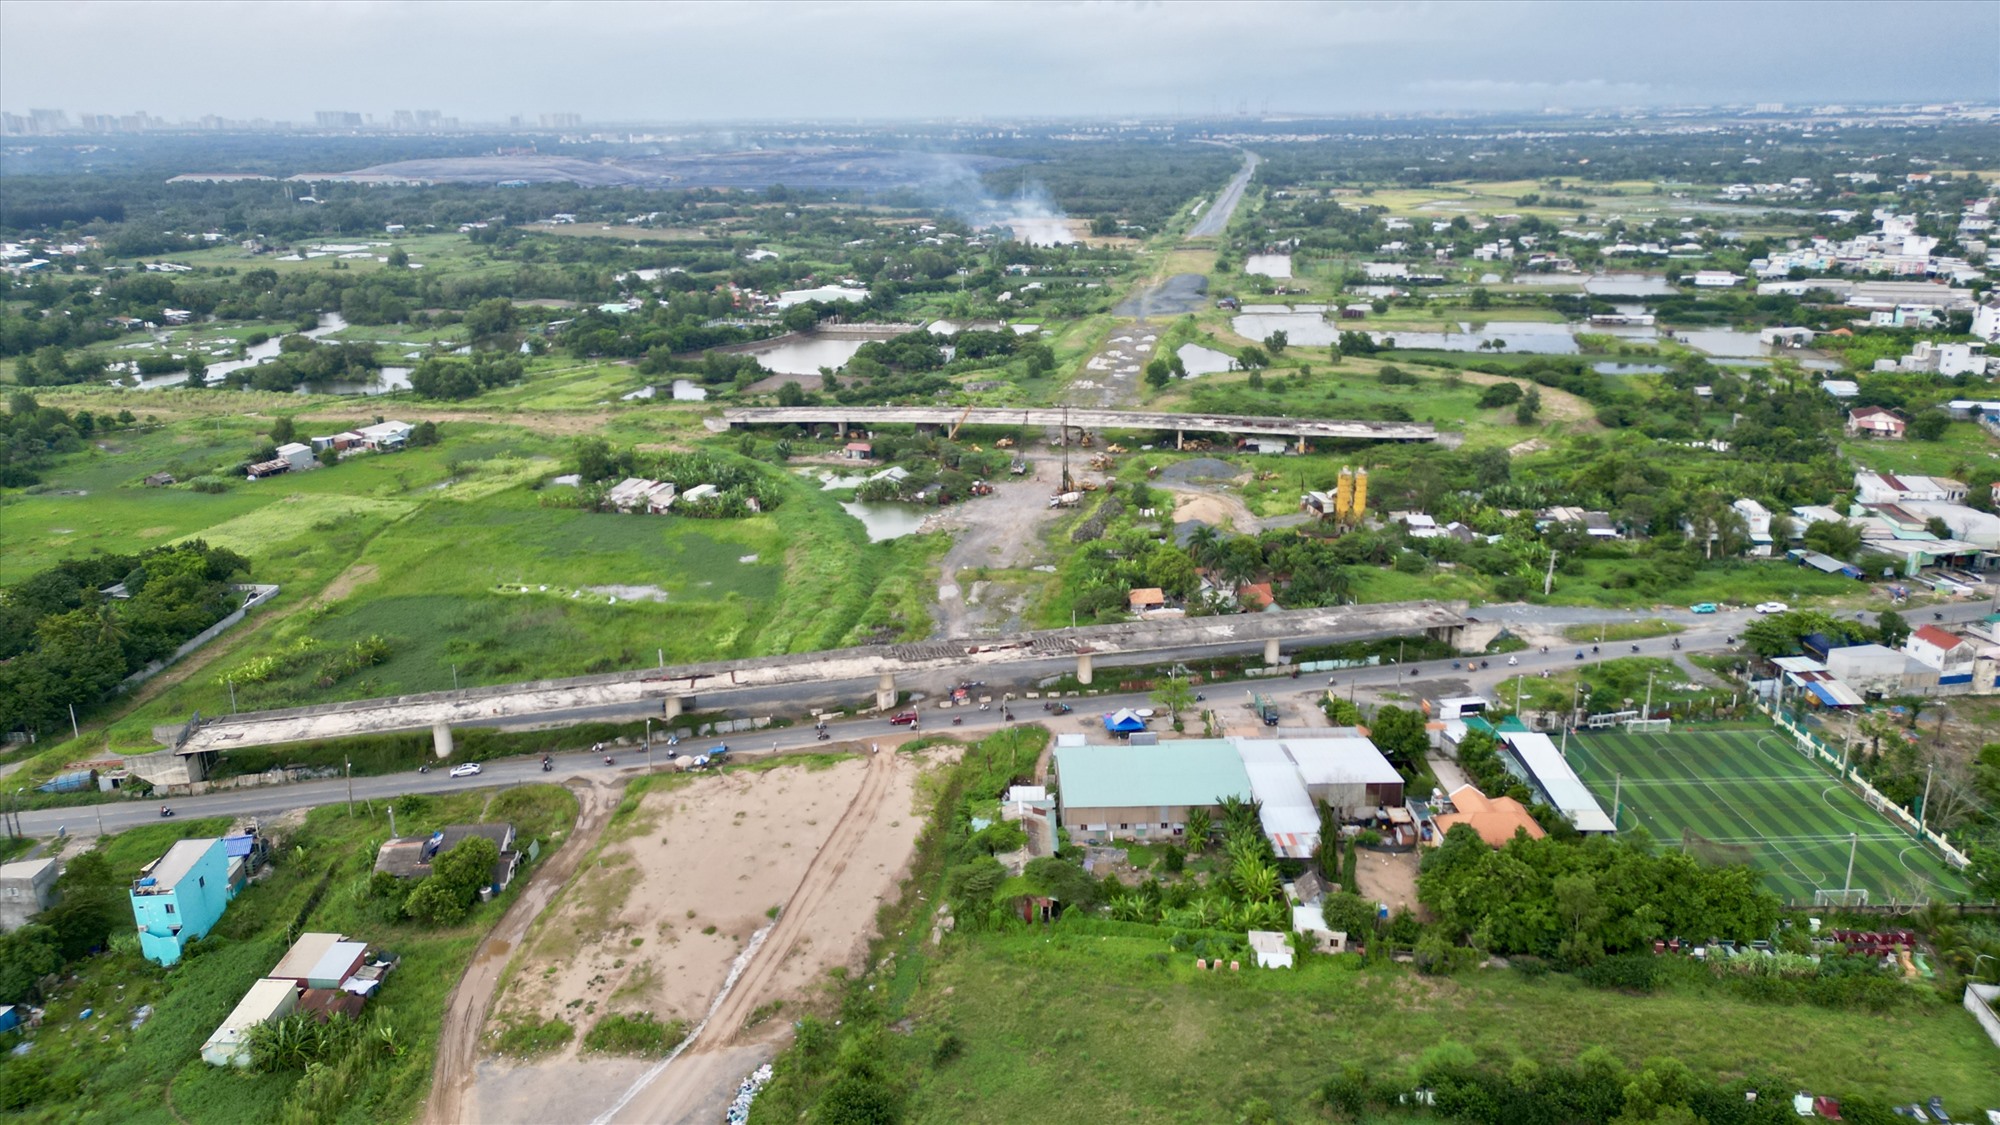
888, 930, 2000, 1122
1567, 728, 1968, 905
8, 785, 578, 1125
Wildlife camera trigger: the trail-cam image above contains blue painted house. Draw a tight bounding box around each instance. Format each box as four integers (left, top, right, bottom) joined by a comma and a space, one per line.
130, 838, 235, 966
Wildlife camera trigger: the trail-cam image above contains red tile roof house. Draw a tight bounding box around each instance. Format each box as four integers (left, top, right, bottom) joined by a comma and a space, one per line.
1846, 406, 1906, 439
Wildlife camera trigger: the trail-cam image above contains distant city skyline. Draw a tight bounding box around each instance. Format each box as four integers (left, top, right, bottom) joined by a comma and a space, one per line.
2, 0, 1996, 126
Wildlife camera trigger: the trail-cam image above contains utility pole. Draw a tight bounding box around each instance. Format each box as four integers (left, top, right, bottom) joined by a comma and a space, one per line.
1643, 671, 1656, 718
646, 718, 653, 774
69, 704, 79, 742
452, 664, 459, 691
1843, 832, 1857, 896
1543, 549, 1558, 597
1919, 762, 1934, 834
388, 806, 398, 838
228, 678, 237, 714
1515, 672, 1524, 715
1612, 773, 1622, 828
345, 756, 354, 815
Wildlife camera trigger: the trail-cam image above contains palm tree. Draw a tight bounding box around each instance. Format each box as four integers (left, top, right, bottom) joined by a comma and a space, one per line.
1186, 524, 1222, 572
1182, 809, 1212, 854
93, 603, 128, 653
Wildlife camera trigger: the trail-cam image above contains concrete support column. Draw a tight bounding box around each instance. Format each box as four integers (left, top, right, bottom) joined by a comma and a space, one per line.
662, 695, 683, 720
1177, 429, 1185, 451
838, 420, 848, 438
876, 673, 898, 711
432, 722, 454, 760
1264, 638, 1281, 667
1077, 652, 1094, 685
1298, 434, 1307, 454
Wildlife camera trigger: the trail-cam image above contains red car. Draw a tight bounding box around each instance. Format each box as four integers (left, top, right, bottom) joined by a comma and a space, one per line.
889, 711, 920, 725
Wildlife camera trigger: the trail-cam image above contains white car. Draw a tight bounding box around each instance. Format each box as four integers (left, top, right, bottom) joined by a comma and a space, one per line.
448, 762, 482, 778
1754, 601, 1789, 614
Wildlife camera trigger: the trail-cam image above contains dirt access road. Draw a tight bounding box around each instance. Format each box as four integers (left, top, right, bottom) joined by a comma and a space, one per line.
425, 779, 622, 1125
931, 450, 1076, 638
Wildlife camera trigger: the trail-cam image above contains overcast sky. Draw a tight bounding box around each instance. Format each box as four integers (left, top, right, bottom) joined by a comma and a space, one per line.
3, 0, 1995, 124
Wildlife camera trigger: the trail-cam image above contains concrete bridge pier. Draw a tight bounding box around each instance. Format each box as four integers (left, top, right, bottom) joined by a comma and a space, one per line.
1264, 638, 1282, 666
1176, 429, 1185, 451
662, 695, 684, 720
837, 420, 848, 438
876, 673, 898, 711
1076, 652, 1094, 685
432, 722, 454, 760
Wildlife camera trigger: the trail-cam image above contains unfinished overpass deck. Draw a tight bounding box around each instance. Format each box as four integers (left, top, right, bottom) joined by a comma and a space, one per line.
174, 601, 1467, 755
718, 406, 1439, 444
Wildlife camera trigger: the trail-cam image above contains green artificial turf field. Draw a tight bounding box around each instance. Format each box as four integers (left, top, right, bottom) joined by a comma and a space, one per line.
1566, 727, 1968, 906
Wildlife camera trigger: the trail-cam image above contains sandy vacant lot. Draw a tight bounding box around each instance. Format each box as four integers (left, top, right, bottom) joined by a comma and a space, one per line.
471, 746, 948, 1124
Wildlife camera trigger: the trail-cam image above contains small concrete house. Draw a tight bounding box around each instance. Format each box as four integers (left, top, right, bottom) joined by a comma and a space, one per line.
269, 932, 368, 990
0, 857, 60, 933
201, 978, 300, 1067
275, 442, 315, 471
1847, 406, 1906, 440
1427, 785, 1545, 849
374, 823, 520, 895
356, 421, 413, 451
130, 838, 235, 965
1248, 929, 1294, 969
1906, 626, 1978, 687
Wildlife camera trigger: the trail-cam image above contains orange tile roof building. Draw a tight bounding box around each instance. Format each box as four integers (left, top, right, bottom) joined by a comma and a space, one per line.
1427, 784, 1545, 849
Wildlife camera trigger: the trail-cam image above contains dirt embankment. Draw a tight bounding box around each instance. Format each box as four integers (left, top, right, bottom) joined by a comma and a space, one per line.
465, 747, 947, 1124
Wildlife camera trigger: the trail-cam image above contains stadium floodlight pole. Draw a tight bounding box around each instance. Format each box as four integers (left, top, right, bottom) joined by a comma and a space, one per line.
1643, 671, 1656, 719
1612, 773, 1622, 829
1843, 832, 1857, 897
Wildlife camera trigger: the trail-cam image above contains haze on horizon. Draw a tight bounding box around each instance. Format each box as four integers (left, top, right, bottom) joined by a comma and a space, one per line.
2, 0, 1996, 125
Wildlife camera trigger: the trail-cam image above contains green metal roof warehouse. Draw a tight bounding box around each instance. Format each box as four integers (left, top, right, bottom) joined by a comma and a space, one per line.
1053, 742, 1254, 843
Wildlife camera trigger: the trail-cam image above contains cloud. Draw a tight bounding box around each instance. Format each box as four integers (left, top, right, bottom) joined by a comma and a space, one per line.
1401, 78, 1658, 107
1, 0, 1993, 122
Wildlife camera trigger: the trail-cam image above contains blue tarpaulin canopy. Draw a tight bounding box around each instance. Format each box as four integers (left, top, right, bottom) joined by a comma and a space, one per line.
1103, 708, 1147, 733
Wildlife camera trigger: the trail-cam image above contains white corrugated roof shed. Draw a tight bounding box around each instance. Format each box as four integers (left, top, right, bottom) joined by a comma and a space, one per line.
1501, 732, 1616, 833
308, 941, 367, 985
1293, 903, 1335, 935
1258, 737, 1402, 787
1234, 740, 1320, 859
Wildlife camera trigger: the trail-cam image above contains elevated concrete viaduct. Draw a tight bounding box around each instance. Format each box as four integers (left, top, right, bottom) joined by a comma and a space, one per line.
716, 406, 1439, 447
174, 601, 1468, 758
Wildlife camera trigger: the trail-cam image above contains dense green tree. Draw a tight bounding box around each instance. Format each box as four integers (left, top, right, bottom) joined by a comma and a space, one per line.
1368, 705, 1429, 769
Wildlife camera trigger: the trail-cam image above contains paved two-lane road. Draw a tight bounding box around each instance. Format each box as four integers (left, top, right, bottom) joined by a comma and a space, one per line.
17, 599, 1991, 840
1188, 147, 1260, 238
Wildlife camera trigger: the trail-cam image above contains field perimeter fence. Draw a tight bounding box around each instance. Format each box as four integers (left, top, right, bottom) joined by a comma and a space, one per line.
1753, 699, 1970, 872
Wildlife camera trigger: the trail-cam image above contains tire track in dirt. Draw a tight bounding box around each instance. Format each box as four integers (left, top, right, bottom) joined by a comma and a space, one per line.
424, 781, 619, 1125
708, 749, 895, 1045
602, 749, 899, 1122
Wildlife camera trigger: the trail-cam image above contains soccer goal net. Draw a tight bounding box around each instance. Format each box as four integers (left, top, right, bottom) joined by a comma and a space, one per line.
1814, 888, 1869, 908
1624, 718, 1672, 734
